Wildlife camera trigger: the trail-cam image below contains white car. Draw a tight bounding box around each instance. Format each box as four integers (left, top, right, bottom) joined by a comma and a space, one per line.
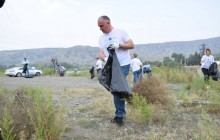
5, 67, 43, 77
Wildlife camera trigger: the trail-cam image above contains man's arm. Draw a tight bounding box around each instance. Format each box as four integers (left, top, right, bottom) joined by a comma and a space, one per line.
99, 48, 106, 62
119, 39, 134, 50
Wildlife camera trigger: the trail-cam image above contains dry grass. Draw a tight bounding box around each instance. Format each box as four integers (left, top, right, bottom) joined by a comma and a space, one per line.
132, 76, 174, 109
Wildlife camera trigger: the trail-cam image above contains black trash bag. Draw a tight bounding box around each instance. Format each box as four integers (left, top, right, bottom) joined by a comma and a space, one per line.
99, 48, 131, 99
89, 66, 95, 79
0, 0, 5, 8
25, 75, 34, 78
209, 62, 219, 81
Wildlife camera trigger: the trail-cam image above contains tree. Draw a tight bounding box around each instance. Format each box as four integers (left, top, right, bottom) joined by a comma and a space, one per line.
163, 57, 182, 68
171, 53, 185, 65
187, 52, 201, 65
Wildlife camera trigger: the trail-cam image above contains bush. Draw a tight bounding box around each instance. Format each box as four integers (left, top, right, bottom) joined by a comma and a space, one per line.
132, 77, 174, 109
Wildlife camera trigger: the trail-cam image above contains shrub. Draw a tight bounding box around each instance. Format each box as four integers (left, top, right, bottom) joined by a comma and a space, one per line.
132, 76, 174, 109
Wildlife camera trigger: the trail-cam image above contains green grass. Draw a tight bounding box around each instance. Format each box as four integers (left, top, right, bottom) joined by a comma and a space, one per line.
128, 94, 153, 124
0, 71, 5, 76
0, 107, 16, 140
66, 69, 90, 77
153, 66, 197, 83
43, 68, 55, 76
0, 87, 64, 140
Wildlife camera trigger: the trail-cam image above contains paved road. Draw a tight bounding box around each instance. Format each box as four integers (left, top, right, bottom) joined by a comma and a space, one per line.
0, 76, 103, 90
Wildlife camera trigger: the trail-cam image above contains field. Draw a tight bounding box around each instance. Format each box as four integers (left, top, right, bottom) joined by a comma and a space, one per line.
0, 66, 220, 140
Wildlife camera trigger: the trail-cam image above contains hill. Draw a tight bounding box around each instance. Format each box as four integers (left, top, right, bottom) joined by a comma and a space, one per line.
0, 37, 220, 67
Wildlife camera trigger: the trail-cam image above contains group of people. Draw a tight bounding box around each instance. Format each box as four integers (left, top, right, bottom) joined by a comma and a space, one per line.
94, 48, 151, 84
19, 15, 216, 128
96, 15, 218, 127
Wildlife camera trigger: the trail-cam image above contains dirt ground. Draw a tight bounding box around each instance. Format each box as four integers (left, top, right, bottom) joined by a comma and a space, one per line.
0, 76, 102, 90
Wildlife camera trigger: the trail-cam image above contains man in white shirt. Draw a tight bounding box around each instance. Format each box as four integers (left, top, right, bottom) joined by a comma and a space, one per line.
131, 53, 143, 83
98, 15, 134, 126
22, 58, 30, 76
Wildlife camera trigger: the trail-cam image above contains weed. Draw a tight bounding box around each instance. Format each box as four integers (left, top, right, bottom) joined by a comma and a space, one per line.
128, 94, 153, 124
0, 107, 16, 140
177, 93, 189, 107
205, 90, 220, 115
28, 89, 64, 140
0, 87, 64, 140
185, 84, 191, 91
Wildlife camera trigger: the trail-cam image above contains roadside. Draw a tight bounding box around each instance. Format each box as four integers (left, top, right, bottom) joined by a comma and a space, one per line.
0, 76, 102, 90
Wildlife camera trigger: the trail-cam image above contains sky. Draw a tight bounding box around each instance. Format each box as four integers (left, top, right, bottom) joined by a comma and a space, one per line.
0, 0, 220, 51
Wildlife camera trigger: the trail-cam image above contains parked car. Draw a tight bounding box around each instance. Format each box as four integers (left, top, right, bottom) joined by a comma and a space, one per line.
5, 67, 43, 77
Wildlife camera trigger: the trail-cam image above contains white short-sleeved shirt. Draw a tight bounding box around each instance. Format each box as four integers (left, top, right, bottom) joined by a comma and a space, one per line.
99, 27, 131, 66
131, 58, 143, 72
22, 60, 29, 65
201, 55, 214, 69
96, 59, 102, 69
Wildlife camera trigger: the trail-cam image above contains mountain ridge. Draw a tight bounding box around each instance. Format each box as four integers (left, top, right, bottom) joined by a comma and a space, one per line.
0, 36, 220, 67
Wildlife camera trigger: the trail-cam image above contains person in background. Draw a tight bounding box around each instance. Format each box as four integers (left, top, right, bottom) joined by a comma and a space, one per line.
22, 57, 29, 76
142, 64, 152, 77
131, 53, 143, 83
54, 58, 60, 77
200, 48, 214, 84
95, 57, 103, 79
98, 15, 134, 126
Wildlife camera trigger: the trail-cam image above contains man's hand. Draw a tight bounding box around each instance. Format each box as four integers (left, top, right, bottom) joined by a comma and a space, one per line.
104, 57, 108, 62
109, 43, 120, 50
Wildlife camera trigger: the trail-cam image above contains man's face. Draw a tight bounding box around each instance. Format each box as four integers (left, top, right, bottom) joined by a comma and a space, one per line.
98, 19, 110, 33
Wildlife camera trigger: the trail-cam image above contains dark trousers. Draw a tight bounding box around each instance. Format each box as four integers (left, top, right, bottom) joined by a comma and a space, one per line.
113, 64, 130, 118
201, 68, 210, 83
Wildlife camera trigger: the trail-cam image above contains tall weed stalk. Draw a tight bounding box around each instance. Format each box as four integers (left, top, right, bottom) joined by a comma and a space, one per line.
28, 90, 63, 140
0, 107, 16, 140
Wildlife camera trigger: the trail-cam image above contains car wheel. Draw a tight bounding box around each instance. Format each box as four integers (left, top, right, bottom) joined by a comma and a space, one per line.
16, 73, 22, 77
36, 72, 41, 76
